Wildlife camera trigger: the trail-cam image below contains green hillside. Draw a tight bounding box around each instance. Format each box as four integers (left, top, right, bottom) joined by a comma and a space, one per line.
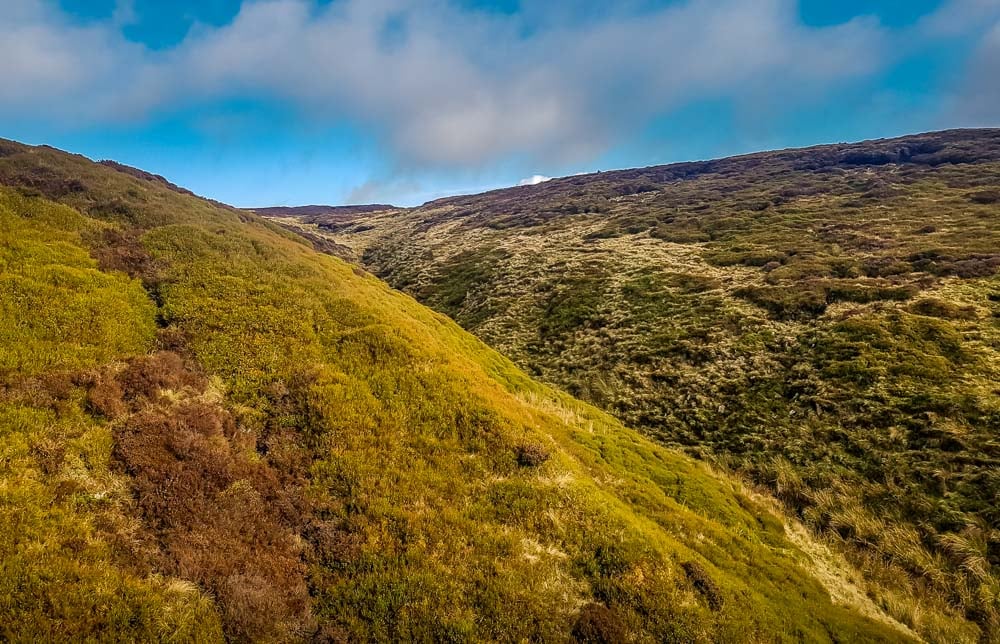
282, 129, 1000, 642
0, 140, 921, 641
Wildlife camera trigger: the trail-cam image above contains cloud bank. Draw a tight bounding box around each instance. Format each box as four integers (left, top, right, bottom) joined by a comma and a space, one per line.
1, 0, 999, 168
953, 22, 1000, 123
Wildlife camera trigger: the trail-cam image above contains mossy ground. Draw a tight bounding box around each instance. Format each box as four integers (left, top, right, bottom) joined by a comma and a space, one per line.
0, 141, 912, 640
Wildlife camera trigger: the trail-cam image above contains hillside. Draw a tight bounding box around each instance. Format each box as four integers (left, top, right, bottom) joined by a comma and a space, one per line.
0, 138, 924, 641
273, 129, 1000, 642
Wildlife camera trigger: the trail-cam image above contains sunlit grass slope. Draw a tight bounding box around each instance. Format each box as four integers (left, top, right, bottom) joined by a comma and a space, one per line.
0, 140, 911, 641
0, 188, 223, 641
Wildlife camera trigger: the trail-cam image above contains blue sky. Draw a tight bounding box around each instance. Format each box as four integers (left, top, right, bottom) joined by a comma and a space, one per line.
2, 0, 999, 206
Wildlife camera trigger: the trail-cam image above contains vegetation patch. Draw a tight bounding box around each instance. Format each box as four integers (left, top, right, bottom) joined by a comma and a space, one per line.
420, 247, 508, 326
112, 382, 314, 641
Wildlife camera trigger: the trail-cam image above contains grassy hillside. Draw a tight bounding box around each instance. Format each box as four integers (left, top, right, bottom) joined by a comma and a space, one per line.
0, 139, 919, 641
289, 129, 1000, 642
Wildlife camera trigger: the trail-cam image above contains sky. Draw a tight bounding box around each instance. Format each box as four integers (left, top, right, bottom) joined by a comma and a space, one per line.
2, 0, 999, 207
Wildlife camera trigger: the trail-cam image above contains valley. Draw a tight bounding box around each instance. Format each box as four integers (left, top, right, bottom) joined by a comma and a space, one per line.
262, 129, 1000, 642
0, 138, 922, 641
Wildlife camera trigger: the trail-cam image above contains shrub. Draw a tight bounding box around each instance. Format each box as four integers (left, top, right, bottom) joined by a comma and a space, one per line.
29, 438, 66, 476
117, 351, 203, 404
950, 256, 1000, 278
910, 298, 977, 320
571, 603, 626, 644
708, 249, 787, 267
85, 372, 126, 419
863, 257, 914, 277
515, 443, 551, 467
735, 285, 828, 319
114, 399, 314, 641
651, 225, 711, 243
0, 165, 87, 198
0, 139, 25, 157
825, 281, 917, 304
682, 561, 724, 611
968, 190, 1000, 204
86, 228, 160, 282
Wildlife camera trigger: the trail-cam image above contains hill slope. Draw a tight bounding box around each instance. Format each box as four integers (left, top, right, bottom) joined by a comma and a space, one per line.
0, 139, 918, 641
278, 129, 1000, 641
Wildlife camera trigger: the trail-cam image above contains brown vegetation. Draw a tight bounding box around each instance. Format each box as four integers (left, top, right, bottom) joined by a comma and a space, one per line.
515, 442, 551, 467
571, 603, 627, 643
682, 561, 724, 611
81, 352, 317, 641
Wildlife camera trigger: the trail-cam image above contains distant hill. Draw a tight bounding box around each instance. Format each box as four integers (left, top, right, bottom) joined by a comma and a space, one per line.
0, 138, 917, 641
301, 128, 1000, 642
249, 204, 404, 261
251, 203, 399, 221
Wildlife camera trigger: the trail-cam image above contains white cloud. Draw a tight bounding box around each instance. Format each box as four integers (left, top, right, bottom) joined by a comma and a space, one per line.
0, 0, 944, 167
0, 0, 164, 122
950, 21, 1000, 124
518, 175, 552, 186
913, 0, 1000, 126
345, 176, 422, 204
919, 0, 1000, 36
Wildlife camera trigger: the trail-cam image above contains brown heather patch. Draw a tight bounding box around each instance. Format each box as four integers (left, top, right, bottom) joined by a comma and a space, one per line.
514, 441, 551, 467
570, 603, 627, 644
84, 370, 127, 419
81, 352, 319, 642
86, 227, 161, 282
0, 371, 78, 413
0, 163, 88, 199
681, 561, 723, 611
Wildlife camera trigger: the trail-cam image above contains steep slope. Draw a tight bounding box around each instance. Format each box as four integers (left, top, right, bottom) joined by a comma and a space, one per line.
285, 128, 1000, 641
0, 139, 914, 641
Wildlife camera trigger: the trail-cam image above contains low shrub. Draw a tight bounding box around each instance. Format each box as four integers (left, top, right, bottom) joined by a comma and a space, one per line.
86, 228, 161, 283
113, 398, 314, 641
735, 285, 827, 319
968, 190, 1000, 204
515, 442, 551, 467
571, 603, 627, 644
651, 225, 711, 243
85, 372, 126, 419
682, 561, 724, 611
910, 298, 977, 320
118, 351, 202, 403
